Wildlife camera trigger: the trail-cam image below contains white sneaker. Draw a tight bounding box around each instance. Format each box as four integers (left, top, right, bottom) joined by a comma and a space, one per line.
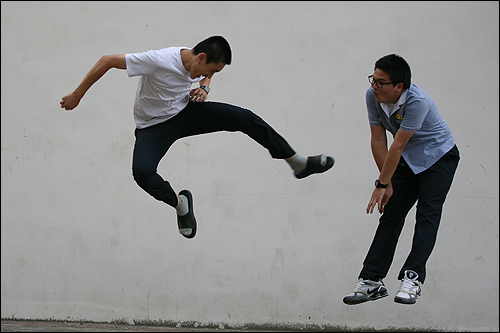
343, 278, 388, 305
394, 270, 422, 304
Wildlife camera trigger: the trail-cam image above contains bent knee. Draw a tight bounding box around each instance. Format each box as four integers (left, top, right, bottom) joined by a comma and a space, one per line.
132, 166, 155, 185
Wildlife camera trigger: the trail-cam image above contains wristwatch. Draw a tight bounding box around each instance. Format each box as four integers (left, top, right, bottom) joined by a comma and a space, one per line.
375, 179, 388, 188
200, 85, 210, 94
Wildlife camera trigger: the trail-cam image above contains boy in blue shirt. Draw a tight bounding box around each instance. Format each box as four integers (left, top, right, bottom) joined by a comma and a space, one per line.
343, 54, 459, 305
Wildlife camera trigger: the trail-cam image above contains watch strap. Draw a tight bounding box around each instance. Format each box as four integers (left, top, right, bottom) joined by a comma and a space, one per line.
375, 179, 388, 188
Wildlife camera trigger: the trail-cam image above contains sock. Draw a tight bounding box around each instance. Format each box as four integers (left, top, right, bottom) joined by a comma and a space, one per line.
175, 194, 189, 216
287, 154, 308, 171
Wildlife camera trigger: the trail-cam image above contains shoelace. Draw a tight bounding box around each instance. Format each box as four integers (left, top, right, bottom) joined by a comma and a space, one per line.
353, 279, 365, 292
354, 279, 377, 292
400, 278, 417, 292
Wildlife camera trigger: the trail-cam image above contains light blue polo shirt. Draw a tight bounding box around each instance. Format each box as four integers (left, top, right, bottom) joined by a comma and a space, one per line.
366, 83, 455, 174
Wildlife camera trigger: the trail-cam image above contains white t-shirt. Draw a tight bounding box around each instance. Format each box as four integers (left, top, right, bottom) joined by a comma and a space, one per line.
125, 46, 205, 129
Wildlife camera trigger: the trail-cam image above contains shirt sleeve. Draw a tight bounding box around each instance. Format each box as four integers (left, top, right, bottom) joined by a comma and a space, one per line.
366, 88, 382, 126
399, 99, 429, 132
125, 50, 159, 77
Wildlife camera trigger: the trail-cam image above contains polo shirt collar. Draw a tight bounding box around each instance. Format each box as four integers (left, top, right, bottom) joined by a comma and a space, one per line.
381, 89, 408, 117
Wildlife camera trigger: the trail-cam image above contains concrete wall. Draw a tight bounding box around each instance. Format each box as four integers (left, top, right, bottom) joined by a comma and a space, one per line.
1, 1, 498, 331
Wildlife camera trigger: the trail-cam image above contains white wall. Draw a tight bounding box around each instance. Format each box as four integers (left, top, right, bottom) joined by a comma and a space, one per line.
1, 1, 498, 331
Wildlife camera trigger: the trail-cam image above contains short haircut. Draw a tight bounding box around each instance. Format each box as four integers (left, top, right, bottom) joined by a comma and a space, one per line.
193, 36, 232, 65
374, 54, 411, 90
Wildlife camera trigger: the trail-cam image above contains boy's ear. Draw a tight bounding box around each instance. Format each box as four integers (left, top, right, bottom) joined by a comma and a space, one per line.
197, 52, 207, 64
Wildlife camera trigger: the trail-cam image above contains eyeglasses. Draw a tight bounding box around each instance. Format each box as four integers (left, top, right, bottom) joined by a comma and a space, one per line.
368, 75, 394, 89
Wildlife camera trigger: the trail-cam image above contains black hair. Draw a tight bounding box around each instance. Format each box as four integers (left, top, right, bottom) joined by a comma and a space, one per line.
374, 54, 411, 90
193, 36, 232, 65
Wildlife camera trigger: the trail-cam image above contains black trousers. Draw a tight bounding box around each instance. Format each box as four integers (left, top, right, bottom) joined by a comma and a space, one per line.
132, 101, 296, 207
359, 145, 460, 283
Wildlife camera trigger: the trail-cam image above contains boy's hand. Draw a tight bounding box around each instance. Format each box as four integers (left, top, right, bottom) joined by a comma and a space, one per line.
189, 87, 208, 102
60, 92, 82, 110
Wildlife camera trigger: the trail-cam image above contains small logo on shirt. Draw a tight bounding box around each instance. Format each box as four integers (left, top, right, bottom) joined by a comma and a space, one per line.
396, 114, 403, 120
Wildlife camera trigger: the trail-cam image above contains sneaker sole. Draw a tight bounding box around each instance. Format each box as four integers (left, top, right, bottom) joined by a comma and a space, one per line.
177, 190, 196, 239
394, 291, 420, 305
343, 290, 388, 305
394, 296, 417, 304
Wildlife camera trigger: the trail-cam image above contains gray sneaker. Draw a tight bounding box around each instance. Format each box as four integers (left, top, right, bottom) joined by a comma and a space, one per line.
343, 278, 388, 305
394, 270, 422, 304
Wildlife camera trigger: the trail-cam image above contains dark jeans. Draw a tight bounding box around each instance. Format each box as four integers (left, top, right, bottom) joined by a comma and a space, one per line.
132, 101, 296, 207
359, 145, 460, 283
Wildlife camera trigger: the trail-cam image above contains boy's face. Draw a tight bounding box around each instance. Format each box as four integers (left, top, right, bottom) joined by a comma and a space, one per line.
371, 68, 403, 104
190, 53, 226, 79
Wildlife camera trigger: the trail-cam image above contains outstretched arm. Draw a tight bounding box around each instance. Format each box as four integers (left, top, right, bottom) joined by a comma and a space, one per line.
60, 54, 126, 110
